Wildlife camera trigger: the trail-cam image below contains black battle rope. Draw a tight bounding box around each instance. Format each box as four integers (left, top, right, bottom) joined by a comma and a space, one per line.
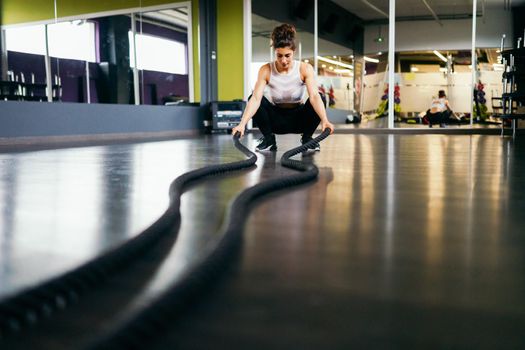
0, 138, 257, 340
88, 129, 331, 350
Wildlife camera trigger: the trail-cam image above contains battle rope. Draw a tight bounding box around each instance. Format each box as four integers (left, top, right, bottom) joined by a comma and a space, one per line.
88, 129, 331, 350
0, 138, 257, 340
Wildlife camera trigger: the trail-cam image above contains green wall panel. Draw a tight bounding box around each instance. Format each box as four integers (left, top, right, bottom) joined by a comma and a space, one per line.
1, 1, 55, 25
217, 0, 244, 101
56, 0, 141, 18
0, 0, 191, 24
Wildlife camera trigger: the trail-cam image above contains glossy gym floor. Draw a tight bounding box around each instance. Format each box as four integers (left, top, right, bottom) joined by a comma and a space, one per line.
1, 131, 524, 349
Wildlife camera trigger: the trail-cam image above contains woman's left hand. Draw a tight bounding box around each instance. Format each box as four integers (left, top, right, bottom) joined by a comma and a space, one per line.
322, 120, 335, 134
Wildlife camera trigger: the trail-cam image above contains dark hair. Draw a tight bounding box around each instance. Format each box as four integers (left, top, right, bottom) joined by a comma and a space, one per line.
271, 23, 297, 50
438, 90, 446, 98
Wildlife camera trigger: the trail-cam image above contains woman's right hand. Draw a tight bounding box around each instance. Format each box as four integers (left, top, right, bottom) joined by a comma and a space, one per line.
231, 124, 245, 138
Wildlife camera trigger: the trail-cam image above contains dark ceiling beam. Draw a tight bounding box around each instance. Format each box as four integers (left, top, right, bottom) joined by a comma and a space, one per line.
421, 0, 443, 26
360, 0, 388, 18
365, 13, 476, 25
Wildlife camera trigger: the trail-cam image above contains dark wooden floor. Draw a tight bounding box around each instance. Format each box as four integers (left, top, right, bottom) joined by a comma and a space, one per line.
1, 132, 525, 349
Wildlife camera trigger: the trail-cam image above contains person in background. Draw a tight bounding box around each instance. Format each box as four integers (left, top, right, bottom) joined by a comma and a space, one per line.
231, 23, 334, 151
426, 90, 454, 128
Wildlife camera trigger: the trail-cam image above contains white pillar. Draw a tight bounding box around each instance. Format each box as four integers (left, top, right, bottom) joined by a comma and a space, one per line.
243, 0, 252, 101
388, 0, 395, 128
314, 0, 318, 77
85, 61, 91, 103
187, 3, 195, 103
1, 29, 7, 81
131, 13, 140, 105
470, 0, 477, 127
44, 25, 53, 102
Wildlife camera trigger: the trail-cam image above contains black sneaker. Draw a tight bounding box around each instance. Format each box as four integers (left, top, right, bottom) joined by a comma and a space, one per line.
301, 135, 320, 151
256, 134, 277, 151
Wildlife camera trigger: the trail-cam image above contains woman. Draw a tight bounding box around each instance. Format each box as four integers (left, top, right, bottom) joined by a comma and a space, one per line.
426, 90, 453, 128
232, 23, 334, 151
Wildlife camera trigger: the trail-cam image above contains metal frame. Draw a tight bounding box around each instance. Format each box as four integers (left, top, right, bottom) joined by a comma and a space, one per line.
314, 0, 318, 77
388, 0, 395, 128
199, 0, 218, 104
44, 25, 53, 102
0, 29, 8, 81
243, 0, 253, 129
470, 0, 477, 127
131, 13, 140, 105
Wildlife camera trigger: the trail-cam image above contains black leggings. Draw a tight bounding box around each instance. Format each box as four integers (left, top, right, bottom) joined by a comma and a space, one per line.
252, 95, 323, 138
427, 109, 451, 125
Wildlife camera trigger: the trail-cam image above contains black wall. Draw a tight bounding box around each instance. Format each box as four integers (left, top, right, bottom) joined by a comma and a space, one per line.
512, 6, 525, 48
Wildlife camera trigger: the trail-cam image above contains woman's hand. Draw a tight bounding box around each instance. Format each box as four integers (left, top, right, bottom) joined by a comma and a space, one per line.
231, 124, 245, 137
322, 120, 335, 134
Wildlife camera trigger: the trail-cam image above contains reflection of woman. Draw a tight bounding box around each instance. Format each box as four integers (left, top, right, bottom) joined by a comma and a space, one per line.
426, 90, 453, 128
231, 23, 334, 151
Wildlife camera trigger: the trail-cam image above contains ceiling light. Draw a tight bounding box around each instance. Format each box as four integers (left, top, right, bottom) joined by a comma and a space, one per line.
433, 50, 448, 62
329, 66, 334, 70
316, 56, 353, 69
411, 67, 419, 72
304, 59, 309, 63
334, 68, 353, 75
321, 64, 327, 68
364, 56, 379, 63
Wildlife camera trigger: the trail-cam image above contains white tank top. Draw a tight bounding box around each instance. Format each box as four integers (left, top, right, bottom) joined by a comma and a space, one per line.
266, 60, 306, 104
431, 98, 447, 112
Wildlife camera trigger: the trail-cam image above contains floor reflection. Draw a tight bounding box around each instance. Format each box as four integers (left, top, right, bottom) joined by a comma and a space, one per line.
1, 133, 525, 349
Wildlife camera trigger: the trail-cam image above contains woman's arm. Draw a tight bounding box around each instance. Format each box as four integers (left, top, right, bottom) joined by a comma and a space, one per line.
445, 99, 453, 112
232, 64, 269, 137
302, 63, 334, 134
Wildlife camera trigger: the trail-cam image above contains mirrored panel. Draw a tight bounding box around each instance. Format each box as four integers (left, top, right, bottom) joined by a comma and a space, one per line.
49, 19, 97, 103
335, 0, 390, 128
474, 2, 516, 128
251, 0, 315, 129
1, 3, 191, 105
134, 7, 190, 105
394, 0, 474, 128
318, 1, 358, 126
250, 14, 273, 94
2, 13, 134, 104
356, 1, 388, 128
2, 24, 51, 101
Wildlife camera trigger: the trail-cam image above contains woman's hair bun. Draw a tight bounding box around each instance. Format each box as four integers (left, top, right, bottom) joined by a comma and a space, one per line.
271, 23, 297, 50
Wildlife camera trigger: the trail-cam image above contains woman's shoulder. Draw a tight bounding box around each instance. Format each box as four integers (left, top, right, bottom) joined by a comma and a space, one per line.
299, 61, 313, 76
259, 62, 271, 72
258, 63, 272, 78
259, 63, 272, 81
298, 60, 311, 70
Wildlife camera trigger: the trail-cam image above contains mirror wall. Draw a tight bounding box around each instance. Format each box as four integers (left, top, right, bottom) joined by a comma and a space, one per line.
0, 2, 191, 105
250, 0, 517, 129
318, 1, 356, 117
393, 0, 473, 128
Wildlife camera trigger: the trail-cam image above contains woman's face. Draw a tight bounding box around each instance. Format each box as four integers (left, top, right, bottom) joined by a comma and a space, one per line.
275, 47, 294, 70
